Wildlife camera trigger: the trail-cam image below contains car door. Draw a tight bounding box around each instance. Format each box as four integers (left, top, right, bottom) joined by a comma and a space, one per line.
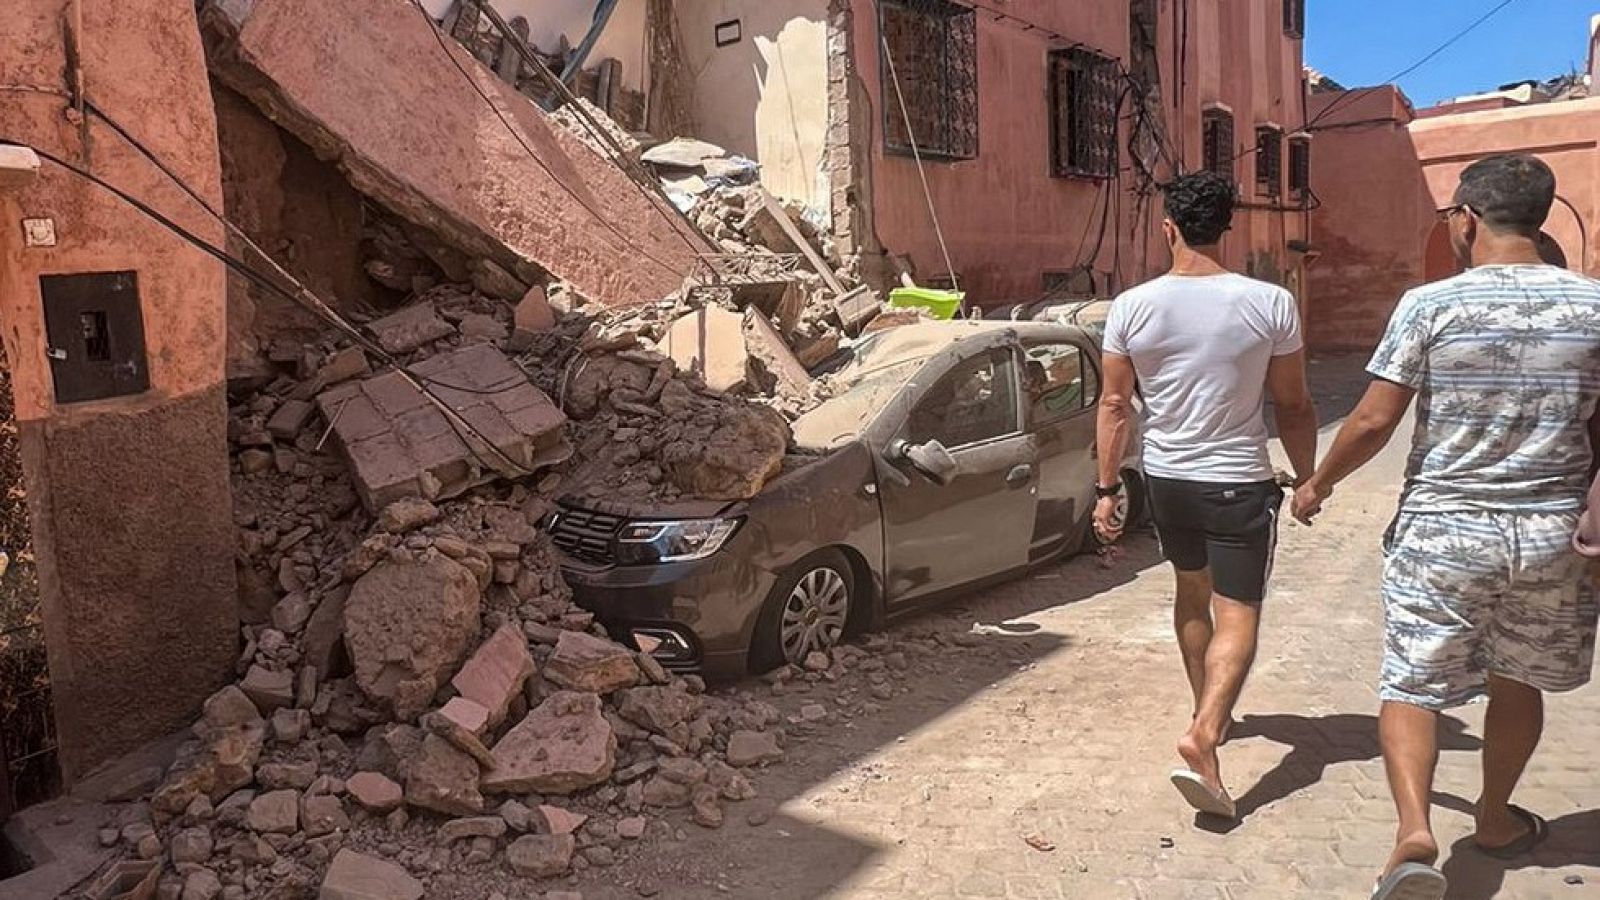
878, 346, 1037, 605
1022, 339, 1101, 560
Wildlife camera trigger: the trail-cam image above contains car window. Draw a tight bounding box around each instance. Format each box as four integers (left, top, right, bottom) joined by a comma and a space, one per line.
904, 348, 1019, 448
1023, 343, 1097, 424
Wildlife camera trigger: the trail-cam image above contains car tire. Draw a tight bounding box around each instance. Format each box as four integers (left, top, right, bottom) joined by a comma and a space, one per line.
1082, 467, 1150, 552
749, 548, 857, 673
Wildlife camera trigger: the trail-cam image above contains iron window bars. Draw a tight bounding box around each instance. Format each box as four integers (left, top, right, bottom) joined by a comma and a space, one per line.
1050, 48, 1120, 179
1202, 107, 1235, 182
1288, 134, 1311, 203
1255, 125, 1283, 198
879, 0, 979, 161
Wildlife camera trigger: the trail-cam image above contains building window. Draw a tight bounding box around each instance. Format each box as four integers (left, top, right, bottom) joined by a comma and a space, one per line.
879, 0, 979, 161
1049, 48, 1119, 179
1255, 125, 1283, 198
1288, 134, 1311, 202
1283, 0, 1305, 39
1201, 107, 1234, 181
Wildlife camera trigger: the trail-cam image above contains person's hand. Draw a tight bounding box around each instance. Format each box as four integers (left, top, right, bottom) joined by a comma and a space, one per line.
1291, 480, 1330, 525
1093, 495, 1124, 544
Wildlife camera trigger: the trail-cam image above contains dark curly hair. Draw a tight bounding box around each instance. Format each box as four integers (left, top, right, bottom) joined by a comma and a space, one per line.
1456, 154, 1555, 236
1163, 171, 1236, 246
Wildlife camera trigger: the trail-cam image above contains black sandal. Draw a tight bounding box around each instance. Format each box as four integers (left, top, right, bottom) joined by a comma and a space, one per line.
1475, 805, 1549, 859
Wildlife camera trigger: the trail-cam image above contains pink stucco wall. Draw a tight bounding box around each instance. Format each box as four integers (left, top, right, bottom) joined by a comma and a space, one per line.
850, 0, 1310, 306
1307, 88, 1600, 351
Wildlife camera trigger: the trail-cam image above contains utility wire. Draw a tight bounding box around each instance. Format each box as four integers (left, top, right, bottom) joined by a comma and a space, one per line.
15, 133, 536, 477
879, 29, 960, 293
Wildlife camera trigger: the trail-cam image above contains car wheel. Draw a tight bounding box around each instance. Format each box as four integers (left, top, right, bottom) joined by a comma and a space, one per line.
1084, 468, 1150, 550
1121, 467, 1149, 528
750, 549, 856, 673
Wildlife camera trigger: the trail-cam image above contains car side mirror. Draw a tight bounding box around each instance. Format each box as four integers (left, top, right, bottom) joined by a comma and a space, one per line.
889, 438, 958, 486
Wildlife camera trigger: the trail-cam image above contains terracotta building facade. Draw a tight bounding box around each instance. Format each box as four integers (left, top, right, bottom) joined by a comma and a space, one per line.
1305, 85, 1600, 351
659, 0, 1313, 305
0, 0, 239, 783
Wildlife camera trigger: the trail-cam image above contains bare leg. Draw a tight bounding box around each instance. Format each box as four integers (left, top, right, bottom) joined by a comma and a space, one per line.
1173, 568, 1214, 710
1475, 674, 1544, 848
1177, 595, 1260, 792
1379, 700, 1440, 876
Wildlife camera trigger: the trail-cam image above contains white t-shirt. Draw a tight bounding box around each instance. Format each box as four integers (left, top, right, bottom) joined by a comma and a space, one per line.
1102, 273, 1303, 483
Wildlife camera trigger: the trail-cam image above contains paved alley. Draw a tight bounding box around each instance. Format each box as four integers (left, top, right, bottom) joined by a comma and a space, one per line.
583, 357, 1600, 900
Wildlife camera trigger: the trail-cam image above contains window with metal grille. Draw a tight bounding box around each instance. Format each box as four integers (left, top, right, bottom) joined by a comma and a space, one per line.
1288, 135, 1311, 202
1283, 0, 1305, 39
1049, 48, 1119, 179
1201, 108, 1234, 181
879, 0, 979, 161
1255, 126, 1283, 198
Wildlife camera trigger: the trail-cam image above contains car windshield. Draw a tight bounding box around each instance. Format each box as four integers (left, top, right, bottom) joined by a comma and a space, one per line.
791, 322, 1008, 450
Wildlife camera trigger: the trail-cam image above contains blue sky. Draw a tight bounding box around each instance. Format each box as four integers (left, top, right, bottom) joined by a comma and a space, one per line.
1306, 1, 1596, 106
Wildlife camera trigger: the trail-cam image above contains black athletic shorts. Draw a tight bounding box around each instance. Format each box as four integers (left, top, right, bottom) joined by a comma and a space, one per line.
1146, 476, 1284, 603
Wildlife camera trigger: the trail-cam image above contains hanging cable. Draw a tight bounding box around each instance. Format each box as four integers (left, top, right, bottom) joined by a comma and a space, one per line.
879, 29, 959, 292
12, 137, 537, 477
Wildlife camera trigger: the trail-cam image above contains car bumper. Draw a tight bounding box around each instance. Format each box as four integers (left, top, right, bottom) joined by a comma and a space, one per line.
560, 552, 775, 681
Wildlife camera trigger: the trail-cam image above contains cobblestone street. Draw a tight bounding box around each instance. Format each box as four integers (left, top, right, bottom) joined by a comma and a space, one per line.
585, 357, 1600, 900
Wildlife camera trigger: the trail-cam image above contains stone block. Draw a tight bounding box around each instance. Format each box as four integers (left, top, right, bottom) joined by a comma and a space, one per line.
365, 303, 453, 354
316, 345, 569, 512
450, 622, 535, 728
319, 849, 423, 900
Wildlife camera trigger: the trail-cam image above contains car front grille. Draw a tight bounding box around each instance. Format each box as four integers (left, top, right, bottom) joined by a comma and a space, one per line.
550, 505, 624, 565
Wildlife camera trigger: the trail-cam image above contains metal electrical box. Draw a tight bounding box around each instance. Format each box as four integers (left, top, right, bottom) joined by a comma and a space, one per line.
40, 271, 150, 404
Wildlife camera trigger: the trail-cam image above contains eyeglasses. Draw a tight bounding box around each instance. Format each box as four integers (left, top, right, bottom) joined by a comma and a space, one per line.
1437, 203, 1475, 222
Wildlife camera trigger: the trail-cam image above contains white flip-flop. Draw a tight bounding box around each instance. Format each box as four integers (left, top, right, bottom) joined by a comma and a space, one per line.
1169, 768, 1237, 819
1370, 862, 1447, 900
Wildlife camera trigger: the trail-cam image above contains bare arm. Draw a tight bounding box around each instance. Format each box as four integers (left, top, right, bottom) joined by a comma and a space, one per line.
1096, 352, 1137, 488
1266, 349, 1318, 484
1292, 378, 1415, 523
1092, 352, 1137, 542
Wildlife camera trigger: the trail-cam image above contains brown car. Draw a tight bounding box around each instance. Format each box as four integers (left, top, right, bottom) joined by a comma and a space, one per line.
552, 321, 1145, 677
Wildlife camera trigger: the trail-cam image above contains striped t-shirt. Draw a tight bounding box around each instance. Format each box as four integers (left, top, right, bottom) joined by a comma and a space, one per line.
1369, 264, 1600, 514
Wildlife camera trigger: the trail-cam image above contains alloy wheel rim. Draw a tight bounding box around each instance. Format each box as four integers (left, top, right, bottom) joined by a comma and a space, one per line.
780, 567, 849, 663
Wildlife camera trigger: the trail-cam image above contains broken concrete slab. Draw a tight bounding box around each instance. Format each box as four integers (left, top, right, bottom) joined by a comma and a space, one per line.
319, 849, 424, 900
482, 692, 615, 795
542, 630, 640, 695
743, 310, 811, 398
404, 733, 484, 817
365, 303, 454, 355
200, 0, 699, 308
265, 399, 314, 440
662, 305, 748, 393
316, 344, 570, 512
449, 622, 534, 727
641, 137, 727, 169
343, 555, 482, 721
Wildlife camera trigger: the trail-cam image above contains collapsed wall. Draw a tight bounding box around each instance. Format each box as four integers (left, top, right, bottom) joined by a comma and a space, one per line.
200, 0, 704, 310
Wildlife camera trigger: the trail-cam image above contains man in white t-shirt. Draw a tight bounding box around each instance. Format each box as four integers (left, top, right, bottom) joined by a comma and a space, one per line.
1094, 171, 1319, 820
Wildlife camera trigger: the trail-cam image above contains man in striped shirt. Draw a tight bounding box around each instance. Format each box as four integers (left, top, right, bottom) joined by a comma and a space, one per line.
1294, 155, 1600, 900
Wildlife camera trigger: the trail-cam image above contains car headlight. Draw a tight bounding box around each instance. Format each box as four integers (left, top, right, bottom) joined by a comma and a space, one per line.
614, 518, 742, 564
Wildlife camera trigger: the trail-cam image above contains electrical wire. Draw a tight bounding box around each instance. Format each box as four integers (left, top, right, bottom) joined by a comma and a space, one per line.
879, 27, 960, 292
464, 0, 712, 257
405, 0, 699, 281
13, 136, 537, 476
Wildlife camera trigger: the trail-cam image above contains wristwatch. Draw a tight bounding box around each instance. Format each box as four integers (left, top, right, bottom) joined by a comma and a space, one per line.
1095, 482, 1124, 498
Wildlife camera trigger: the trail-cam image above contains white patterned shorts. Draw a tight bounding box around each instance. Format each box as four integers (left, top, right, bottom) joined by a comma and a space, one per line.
1380, 510, 1600, 710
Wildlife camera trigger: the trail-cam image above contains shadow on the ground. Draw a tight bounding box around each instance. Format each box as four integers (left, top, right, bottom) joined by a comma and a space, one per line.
1440, 808, 1600, 900
574, 353, 1369, 897
1194, 712, 1482, 834
577, 534, 1166, 899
